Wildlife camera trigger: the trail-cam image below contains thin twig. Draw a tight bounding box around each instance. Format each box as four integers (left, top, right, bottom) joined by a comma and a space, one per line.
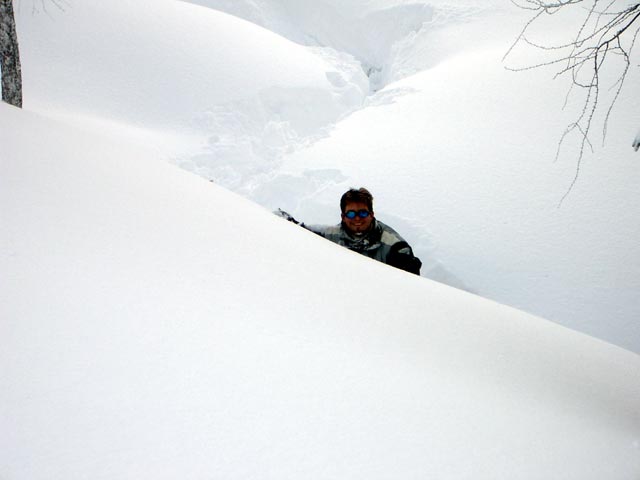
504, 0, 640, 205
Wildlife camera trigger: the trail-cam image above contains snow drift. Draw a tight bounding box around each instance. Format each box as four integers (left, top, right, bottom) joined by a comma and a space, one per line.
2, 102, 640, 479
3, 0, 640, 475
183, 0, 640, 353
13, 0, 640, 352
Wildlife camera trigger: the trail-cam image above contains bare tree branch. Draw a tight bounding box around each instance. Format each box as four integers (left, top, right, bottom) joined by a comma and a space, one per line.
505, 0, 640, 204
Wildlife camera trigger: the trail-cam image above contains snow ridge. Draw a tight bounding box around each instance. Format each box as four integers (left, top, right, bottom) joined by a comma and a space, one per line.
186, 0, 490, 91
2, 103, 640, 480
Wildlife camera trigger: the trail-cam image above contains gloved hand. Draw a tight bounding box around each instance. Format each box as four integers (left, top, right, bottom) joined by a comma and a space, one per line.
633, 130, 640, 152
273, 209, 300, 224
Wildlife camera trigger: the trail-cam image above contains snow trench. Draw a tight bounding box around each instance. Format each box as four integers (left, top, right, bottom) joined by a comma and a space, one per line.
176, 1, 485, 289
178, 0, 486, 192
187, 1, 486, 91
177, 46, 368, 195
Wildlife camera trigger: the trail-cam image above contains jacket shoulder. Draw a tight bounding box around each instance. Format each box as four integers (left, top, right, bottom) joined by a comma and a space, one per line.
305, 224, 342, 238
376, 221, 406, 245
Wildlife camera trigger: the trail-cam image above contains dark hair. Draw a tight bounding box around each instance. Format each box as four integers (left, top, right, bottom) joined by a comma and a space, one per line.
340, 188, 374, 213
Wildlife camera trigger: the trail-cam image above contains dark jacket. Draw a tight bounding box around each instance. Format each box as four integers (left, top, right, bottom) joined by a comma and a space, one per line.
306, 219, 422, 275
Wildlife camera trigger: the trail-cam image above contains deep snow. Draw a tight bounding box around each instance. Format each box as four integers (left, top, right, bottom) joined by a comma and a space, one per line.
2, 102, 640, 479
2, 0, 640, 476
187, 0, 640, 352
13, 0, 640, 352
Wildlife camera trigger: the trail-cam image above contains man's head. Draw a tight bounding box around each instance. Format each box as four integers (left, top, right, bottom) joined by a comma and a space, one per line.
340, 188, 375, 235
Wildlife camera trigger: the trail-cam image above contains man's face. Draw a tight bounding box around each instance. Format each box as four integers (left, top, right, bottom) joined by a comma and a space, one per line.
342, 201, 374, 235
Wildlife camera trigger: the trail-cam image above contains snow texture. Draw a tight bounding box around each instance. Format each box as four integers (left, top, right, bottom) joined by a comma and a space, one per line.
11, 0, 640, 349
2, 101, 640, 480
2, 1, 640, 476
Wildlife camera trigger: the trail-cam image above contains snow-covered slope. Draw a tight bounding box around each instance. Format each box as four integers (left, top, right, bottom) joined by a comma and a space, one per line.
182, 0, 640, 352
13, 0, 640, 352
270, 47, 640, 352
17, 0, 368, 159
187, 0, 520, 90
2, 102, 640, 479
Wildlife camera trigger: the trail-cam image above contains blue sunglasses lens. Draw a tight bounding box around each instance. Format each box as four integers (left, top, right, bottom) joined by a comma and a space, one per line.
345, 210, 370, 219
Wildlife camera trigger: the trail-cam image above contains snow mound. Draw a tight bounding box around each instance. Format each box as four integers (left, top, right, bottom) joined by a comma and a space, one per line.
17, 0, 367, 161
2, 101, 640, 480
14, 0, 640, 354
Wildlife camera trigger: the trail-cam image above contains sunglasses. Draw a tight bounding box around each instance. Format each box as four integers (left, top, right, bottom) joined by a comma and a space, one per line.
344, 209, 371, 219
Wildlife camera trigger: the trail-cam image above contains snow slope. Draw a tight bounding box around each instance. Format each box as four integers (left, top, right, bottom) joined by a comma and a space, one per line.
188, 0, 518, 90
2, 102, 640, 479
268, 48, 640, 352
13, 0, 640, 352
183, 0, 640, 352
17, 0, 368, 159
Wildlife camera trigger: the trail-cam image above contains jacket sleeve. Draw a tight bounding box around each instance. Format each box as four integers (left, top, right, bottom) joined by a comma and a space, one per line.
387, 241, 422, 275
303, 224, 331, 238
274, 210, 326, 237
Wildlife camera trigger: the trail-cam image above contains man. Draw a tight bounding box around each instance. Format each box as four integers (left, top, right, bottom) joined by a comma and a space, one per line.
278, 188, 422, 275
